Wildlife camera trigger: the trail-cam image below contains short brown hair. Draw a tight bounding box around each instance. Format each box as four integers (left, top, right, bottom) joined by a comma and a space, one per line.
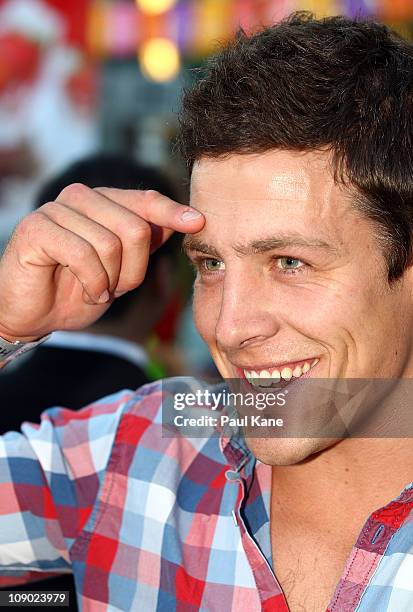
179, 12, 413, 280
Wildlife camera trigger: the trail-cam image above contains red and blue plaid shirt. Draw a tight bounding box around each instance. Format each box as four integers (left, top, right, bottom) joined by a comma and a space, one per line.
1, 378, 413, 611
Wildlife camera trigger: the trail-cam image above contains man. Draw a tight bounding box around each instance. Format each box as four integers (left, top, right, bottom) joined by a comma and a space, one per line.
0, 12, 412, 612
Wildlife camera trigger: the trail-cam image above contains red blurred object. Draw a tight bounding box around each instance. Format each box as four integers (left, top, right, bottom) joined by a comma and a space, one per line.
154, 291, 184, 342
381, 0, 413, 20
0, 33, 41, 92
65, 62, 98, 111
44, 0, 91, 48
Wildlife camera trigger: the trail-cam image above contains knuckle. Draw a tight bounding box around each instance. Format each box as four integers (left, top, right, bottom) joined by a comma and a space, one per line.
81, 266, 107, 288
117, 275, 145, 294
58, 182, 89, 203
99, 233, 122, 257
11, 211, 55, 257
93, 186, 109, 197
14, 212, 44, 239
142, 189, 160, 204
123, 220, 151, 244
73, 240, 95, 261
13, 215, 31, 239
129, 270, 147, 287
37, 201, 61, 216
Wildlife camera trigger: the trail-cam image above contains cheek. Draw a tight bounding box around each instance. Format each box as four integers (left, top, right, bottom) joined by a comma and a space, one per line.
278, 284, 353, 336
192, 282, 221, 344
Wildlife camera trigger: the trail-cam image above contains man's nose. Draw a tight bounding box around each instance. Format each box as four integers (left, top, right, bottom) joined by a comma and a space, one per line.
215, 273, 281, 350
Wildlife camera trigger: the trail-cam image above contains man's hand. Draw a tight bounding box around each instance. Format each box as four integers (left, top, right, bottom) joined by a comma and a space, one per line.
0, 184, 205, 342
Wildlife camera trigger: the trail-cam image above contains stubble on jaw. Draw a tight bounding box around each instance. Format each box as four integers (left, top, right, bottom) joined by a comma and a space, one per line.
244, 437, 335, 466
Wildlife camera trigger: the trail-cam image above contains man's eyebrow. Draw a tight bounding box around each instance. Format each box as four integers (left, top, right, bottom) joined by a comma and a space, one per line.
182, 237, 220, 258
235, 235, 338, 255
182, 234, 338, 258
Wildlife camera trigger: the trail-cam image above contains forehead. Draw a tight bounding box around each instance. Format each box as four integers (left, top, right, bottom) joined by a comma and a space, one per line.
189, 150, 352, 246
191, 150, 333, 201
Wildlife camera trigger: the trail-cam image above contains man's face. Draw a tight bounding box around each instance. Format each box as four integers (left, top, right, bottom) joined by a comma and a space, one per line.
185, 150, 413, 465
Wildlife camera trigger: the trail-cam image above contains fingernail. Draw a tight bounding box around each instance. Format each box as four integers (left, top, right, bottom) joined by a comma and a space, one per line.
181, 209, 202, 222
114, 290, 127, 298
98, 290, 110, 303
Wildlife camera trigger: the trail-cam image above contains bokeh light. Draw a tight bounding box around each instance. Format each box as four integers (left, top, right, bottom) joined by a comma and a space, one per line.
140, 37, 181, 82
136, 0, 177, 16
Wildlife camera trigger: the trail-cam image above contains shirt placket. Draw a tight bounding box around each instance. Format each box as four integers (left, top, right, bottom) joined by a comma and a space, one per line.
227, 461, 290, 611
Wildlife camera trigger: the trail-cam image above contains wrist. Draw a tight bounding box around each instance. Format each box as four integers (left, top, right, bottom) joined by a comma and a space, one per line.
0, 331, 51, 368
0, 333, 44, 343
0, 325, 45, 344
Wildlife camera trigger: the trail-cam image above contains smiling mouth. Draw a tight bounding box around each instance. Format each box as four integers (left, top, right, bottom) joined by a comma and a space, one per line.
238, 358, 319, 389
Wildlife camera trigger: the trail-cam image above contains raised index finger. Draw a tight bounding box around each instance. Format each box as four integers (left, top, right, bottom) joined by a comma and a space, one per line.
95, 187, 205, 234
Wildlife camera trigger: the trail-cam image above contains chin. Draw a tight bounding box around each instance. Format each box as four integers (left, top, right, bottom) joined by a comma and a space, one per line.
244, 436, 337, 466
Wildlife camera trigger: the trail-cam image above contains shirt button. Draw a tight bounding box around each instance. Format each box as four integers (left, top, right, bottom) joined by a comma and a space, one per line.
225, 470, 238, 481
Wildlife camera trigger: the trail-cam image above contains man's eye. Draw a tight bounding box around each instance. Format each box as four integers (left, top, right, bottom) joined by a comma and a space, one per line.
203, 258, 225, 272
276, 257, 305, 272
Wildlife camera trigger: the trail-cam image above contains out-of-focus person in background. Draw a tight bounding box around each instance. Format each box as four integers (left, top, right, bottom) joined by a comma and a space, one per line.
0, 153, 185, 433
0, 0, 98, 252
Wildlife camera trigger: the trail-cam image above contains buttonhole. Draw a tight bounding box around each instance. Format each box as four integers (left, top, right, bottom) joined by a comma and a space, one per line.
371, 524, 384, 544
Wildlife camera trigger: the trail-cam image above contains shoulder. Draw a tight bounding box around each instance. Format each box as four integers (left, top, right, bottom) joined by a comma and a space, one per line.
116, 375, 225, 428
19, 376, 221, 444
109, 377, 229, 476
17, 378, 229, 484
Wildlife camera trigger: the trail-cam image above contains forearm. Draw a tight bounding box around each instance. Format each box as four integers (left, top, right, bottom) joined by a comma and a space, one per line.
0, 389, 129, 573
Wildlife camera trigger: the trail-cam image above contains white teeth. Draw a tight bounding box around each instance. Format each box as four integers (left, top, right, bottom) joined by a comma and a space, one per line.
247, 370, 259, 386
251, 370, 260, 386
244, 368, 280, 387
258, 370, 272, 386
243, 358, 319, 385
281, 367, 292, 380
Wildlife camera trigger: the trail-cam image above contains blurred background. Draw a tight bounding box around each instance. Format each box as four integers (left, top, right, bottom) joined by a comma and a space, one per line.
0, 0, 412, 382
1, 0, 412, 247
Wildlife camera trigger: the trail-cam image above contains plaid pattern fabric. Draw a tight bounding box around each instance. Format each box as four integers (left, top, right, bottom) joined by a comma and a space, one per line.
1, 378, 413, 611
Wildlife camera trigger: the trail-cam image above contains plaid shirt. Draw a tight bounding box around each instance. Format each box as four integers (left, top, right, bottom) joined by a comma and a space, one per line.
1, 377, 413, 611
